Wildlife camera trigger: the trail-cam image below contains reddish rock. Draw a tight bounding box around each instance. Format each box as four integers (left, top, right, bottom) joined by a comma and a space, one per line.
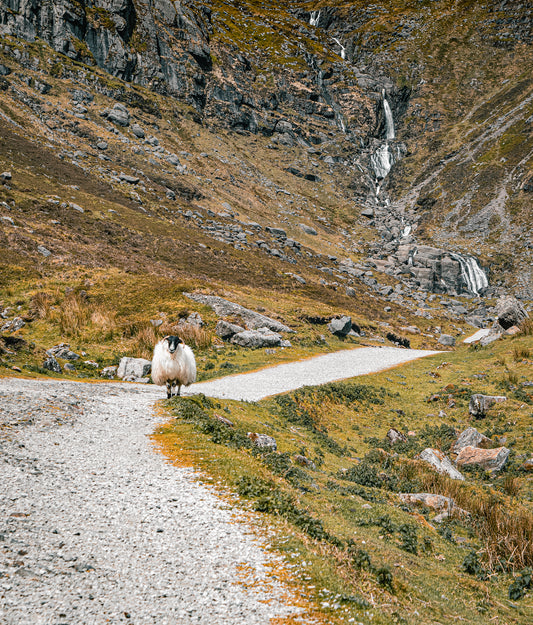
456, 445, 510, 472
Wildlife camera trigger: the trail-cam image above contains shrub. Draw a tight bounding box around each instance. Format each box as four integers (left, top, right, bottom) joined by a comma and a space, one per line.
344, 462, 382, 488
398, 523, 418, 554
509, 567, 532, 601
513, 345, 531, 362
375, 566, 393, 590
462, 551, 487, 580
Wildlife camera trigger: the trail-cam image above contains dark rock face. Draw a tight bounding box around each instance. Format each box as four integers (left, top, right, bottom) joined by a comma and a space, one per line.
495, 295, 529, 330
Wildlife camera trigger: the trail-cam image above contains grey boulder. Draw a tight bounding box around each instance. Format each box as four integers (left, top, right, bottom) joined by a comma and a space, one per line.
495, 295, 528, 330
231, 328, 282, 349
453, 427, 492, 454
419, 448, 464, 480
328, 316, 352, 337
247, 432, 277, 451
117, 357, 152, 381
469, 394, 507, 419
216, 320, 245, 340
43, 356, 61, 373
46, 343, 80, 360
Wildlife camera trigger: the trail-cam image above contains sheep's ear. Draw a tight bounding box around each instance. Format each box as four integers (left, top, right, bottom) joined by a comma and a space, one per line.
163, 335, 170, 341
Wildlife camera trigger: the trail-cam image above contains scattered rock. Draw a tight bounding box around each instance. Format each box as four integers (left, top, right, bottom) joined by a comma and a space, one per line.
104, 103, 130, 127
398, 493, 455, 512
453, 427, 492, 454
119, 173, 140, 184
419, 448, 464, 481
294, 454, 316, 470
1, 171, 12, 181
46, 344, 80, 360
131, 123, 145, 138
64, 362, 76, 371
101, 365, 118, 379
247, 432, 277, 451
231, 327, 283, 349
96, 141, 108, 151
495, 295, 528, 330
214, 413, 234, 427
438, 334, 455, 347
216, 320, 245, 340
456, 445, 510, 473
469, 394, 507, 419
299, 224, 317, 236
117, 357, 152, 381
387, 428, 407, 445
43, 356, 61, 373
1, 317, 25, 332
184, 293, 292, 333
328, 316, 352, 337
37, 245, 51, 257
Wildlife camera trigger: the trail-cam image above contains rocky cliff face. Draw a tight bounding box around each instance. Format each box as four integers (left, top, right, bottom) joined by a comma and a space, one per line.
0, 0, 532, 298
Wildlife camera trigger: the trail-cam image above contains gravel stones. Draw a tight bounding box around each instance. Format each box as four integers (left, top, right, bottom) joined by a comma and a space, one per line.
0, 378, 302, 624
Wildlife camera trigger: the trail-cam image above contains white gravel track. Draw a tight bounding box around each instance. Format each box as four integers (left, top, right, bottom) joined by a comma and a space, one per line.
187, 346, 441, 401
0, 345, 440, 624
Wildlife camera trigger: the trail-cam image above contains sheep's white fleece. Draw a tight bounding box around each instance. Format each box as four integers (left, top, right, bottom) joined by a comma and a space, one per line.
151, 340, 196, 388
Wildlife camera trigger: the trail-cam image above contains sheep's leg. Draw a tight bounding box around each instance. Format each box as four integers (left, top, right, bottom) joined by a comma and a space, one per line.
176, 383, 182, 397
166, 381, 172, 399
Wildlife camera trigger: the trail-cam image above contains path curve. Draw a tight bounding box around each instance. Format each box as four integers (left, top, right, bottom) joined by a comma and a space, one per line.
0, 345, 440, 623
187, 345, 441, 401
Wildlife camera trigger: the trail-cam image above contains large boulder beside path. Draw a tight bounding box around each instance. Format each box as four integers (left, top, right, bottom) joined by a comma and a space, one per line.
117, 357, 151, 382
495, 295, 528, 330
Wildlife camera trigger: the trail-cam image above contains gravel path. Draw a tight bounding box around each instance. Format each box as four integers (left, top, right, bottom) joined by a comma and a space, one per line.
0, 378, 303, 624
187, 345, 441, 401
0, 346, 440, 623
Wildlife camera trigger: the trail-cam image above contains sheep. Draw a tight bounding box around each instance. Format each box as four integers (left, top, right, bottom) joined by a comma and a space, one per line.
151, 335, 196, 399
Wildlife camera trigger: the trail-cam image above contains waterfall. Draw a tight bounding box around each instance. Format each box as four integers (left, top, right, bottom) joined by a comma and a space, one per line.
450, 253, 489, 295
310, 10, 321, 26
332, 37, 346, 60
382, 90, 395, 140
370, 143, 392, 180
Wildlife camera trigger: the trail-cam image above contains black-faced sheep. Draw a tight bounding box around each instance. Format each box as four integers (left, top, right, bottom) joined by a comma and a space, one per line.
151, 335, 196, 398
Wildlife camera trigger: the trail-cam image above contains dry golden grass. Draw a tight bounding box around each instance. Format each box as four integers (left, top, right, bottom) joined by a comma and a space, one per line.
420, 470, 533, 571
519, 318, 533, 336
513, 345, 531, 362
29, 291, 53, 319
47, 293, 91, 338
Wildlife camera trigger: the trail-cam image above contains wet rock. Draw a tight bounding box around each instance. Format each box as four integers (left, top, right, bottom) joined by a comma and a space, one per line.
43, 356, 61, 373
495, 295, 528, 330
247, 432, 277, 451
328, 316, 352, 337
215, 320, 245, 340
453, 427, 491, 454
469, 394, 507, 419
419, 448, 464, 480
456, 445, 510, 473
117, 357, 152, 381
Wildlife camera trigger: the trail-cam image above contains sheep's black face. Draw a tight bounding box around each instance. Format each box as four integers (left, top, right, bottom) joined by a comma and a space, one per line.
165, 335, 183, 353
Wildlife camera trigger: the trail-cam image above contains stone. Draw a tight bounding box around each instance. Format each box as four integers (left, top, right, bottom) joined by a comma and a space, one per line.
119, 173, 140, 184
64, 362, 76, 371
1, 317, 25, 332
456, 446, 510, 473
106, 105, 130, 127
231, 328, 282, 349
480, 332, 501, 347
387, 428, 407, 445
184, 293, 292, 333
96, 141, 108, 151
131, 123, 145, 138
46, 344, 80, 360
294, 454, 316, 470
299, 224, 317, 236
495, 295, 528, 330
438, 334, 456, 346
70, 203, 84, 213
1, 171, 12, 180
453, 427, 491, 454
361, 208, 374, 218
216, 320, 245, 340
214, 413, 234, 427
419, 448, 465, 480
117, 357, 152, 381
469, 394, 507, 419
101, 365, 118, 379
266, 226, 287, 238
398, 493, 455, 512
43, 356, 61, 373
247, 432, 277, 451
37, 245, 51, 257
328, 316, 352, 337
